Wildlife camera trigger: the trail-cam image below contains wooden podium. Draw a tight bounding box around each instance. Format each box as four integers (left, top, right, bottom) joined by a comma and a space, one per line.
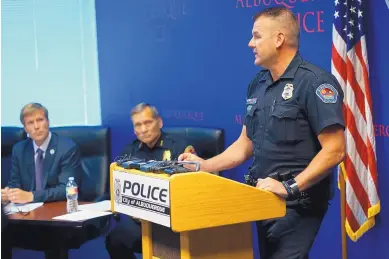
110, 163, 286, 259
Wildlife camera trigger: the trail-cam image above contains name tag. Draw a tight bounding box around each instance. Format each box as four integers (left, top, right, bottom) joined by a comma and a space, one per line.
246, 98, 257, 105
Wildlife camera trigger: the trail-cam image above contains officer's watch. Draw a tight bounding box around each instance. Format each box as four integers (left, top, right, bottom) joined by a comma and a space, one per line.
281, 178, 300, 198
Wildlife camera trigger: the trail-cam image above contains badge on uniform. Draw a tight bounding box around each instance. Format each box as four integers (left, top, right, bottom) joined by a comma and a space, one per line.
162, 150, 171, 161
282, 83, 294, 100
316, 84, 338, 103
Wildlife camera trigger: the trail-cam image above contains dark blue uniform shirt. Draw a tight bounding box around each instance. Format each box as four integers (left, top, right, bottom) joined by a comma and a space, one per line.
245, 53, 345, 198
121, 131, 189, 161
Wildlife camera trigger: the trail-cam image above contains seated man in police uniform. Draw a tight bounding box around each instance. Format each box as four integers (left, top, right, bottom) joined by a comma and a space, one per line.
105, 103, 195, 259
1, 102, 82, 259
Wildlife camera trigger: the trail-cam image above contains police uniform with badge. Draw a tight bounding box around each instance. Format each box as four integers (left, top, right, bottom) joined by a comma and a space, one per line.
106, 131, 195, 259
121, 131, 193, 161
244, 53, 344, 258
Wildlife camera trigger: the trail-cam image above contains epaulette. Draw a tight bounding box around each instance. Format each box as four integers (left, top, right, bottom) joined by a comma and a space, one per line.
300, 62, 323, 79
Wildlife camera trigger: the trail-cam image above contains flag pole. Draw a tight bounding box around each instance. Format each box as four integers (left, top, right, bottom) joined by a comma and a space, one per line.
340, 166, 348, 259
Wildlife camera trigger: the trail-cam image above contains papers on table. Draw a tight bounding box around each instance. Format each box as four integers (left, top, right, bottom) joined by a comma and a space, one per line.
77, 200, 111, 212
4, 202, 43, 215
53, 210, 112, 221
52, 200, 112, 221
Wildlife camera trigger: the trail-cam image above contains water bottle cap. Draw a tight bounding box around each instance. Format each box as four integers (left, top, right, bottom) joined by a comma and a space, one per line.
69, 177, 74, 181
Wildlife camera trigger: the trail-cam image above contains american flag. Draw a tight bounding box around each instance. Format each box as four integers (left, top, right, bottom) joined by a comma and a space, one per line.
331, 0, 380, 241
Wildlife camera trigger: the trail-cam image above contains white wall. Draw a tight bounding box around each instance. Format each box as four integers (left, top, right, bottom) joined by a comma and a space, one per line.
1, 0, 101, 126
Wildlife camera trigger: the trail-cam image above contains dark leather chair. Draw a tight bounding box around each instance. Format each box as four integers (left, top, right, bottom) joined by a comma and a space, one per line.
131, 127, 224, 258
1, 126, 111, 258
163, 127, 225, 159
51, 126, 111, 201
50, 126, 111, 255
1, 127, 26, 188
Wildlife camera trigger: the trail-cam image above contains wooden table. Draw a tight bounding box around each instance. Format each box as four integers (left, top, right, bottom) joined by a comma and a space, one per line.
6, 201, 112, 259
8, 201, 107, 227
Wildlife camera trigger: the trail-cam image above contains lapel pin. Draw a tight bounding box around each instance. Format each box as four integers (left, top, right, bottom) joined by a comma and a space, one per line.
50, 149, 55, 155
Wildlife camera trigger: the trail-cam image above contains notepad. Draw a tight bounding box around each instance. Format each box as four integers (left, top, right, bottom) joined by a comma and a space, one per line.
52, 210, 112, 221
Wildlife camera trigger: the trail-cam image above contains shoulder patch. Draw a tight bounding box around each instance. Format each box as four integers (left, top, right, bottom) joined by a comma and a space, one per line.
184, 145, 196, 154
316, 84, 338, 103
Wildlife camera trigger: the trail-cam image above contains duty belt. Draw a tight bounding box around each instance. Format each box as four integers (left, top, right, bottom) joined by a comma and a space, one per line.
244, 171, 309, 199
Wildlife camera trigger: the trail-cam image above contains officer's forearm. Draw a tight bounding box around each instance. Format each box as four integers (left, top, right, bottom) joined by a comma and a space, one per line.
203, 137, 253, 172
295, 141, 345, 192
295, 149, 344, 191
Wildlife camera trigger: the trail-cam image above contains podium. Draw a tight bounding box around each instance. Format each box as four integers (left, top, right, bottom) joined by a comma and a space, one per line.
110, 163, 286, 259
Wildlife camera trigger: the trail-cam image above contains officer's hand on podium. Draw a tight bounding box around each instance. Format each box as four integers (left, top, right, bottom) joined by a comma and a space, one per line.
256, 177, 288, 198
178, 153, 205, 171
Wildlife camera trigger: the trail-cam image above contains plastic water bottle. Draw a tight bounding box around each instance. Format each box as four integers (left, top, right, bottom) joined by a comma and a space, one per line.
66, 177, 79, 213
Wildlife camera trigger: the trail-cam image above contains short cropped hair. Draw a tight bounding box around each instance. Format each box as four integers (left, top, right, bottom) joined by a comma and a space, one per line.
20, 103, 49, 125
253, 7, 300, 48
130, 103, 160, 119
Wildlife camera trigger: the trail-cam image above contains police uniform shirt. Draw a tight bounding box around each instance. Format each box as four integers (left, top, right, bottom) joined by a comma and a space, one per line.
121, 131, 191, 161
244, 53, 345, 182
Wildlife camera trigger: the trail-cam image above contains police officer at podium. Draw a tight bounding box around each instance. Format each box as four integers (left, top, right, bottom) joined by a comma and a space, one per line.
106, 103, 195, 259
179, 7, 345, 259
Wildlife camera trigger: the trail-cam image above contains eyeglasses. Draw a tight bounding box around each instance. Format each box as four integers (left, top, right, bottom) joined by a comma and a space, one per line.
4, 204, 30, 216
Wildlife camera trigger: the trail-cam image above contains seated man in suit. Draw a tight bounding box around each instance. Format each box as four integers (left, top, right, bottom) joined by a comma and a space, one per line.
105, 103, 195, 259
1, 102, 82, 259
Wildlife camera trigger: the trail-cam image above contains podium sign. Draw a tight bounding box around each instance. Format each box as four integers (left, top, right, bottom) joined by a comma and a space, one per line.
110, 163, 286, 259
112, 170, 171, 227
